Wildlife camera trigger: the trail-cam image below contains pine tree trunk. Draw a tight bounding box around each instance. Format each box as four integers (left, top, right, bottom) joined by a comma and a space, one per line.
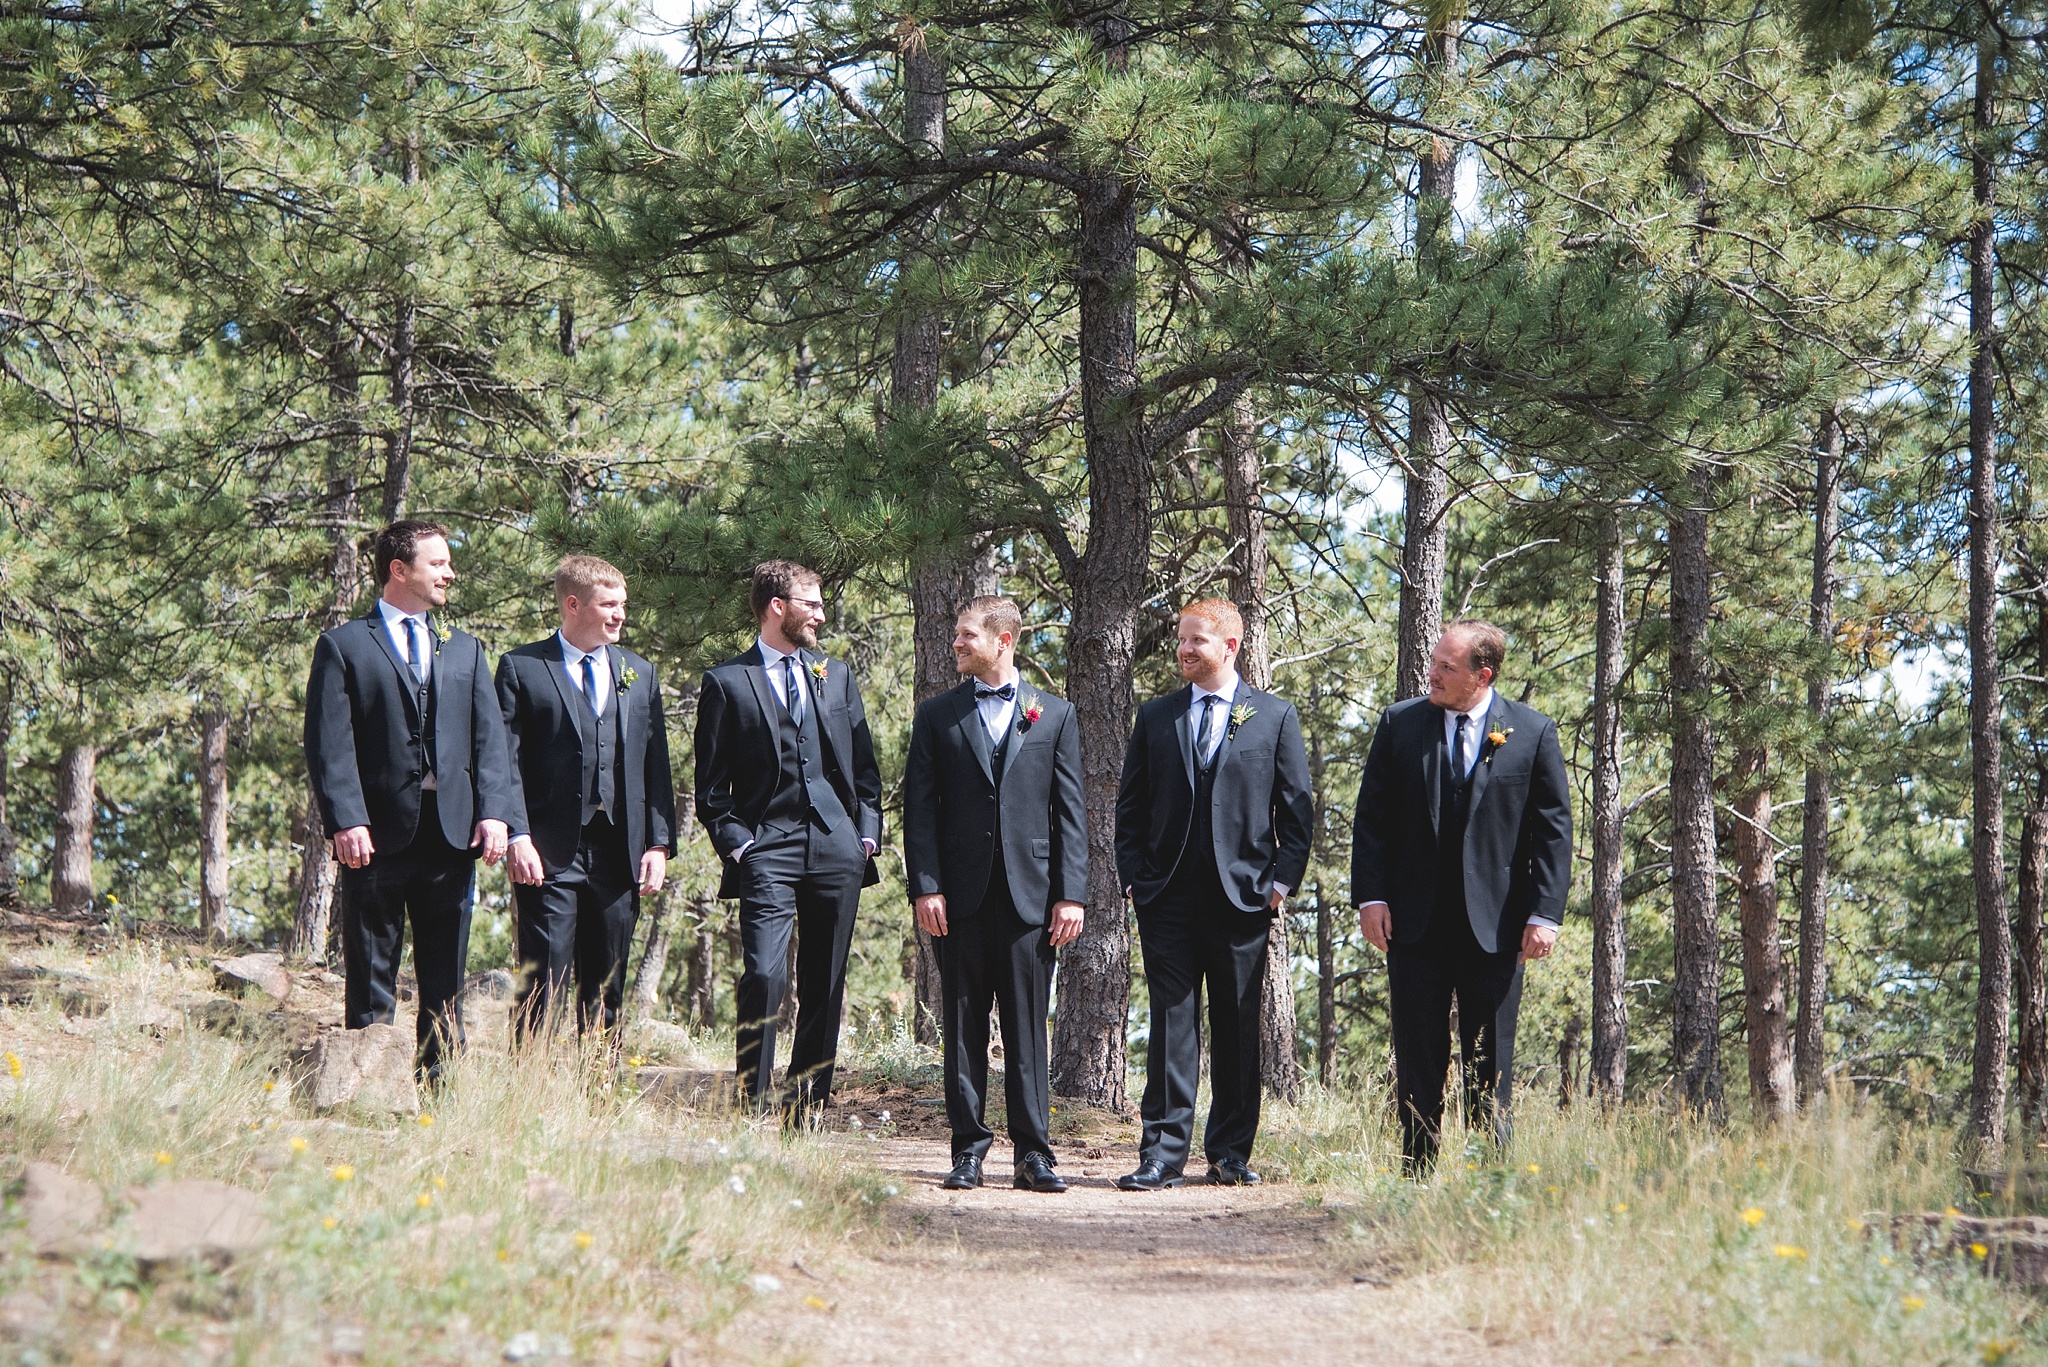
1732, 746, 1793, 1123
2017, 805, 2047, 1135
1396, 20, 1458, 703
291, 778, 338, 960
1589, 510, 1628, 1101
198, 703, 231, 940
687, 902, 717, 1029
1221, 394, 1298, 1103
51, 744, 96, 916
1669, 475, 1722, 1113
0, 677, 18, 908
1049, 4, 1142, 1111
1967, 34, 2010, 1159
1797, 409, 1842, 1106
1316, 890, 1336, 1088
382, 129, 421, 523
631, 886, 677, 1023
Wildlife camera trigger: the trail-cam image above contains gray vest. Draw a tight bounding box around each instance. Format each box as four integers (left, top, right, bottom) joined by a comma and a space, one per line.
568, 653, 624, 826
762, 661, 850, 833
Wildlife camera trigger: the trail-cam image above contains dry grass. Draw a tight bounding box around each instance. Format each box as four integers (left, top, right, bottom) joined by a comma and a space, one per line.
1261, 1085, 2048, 1364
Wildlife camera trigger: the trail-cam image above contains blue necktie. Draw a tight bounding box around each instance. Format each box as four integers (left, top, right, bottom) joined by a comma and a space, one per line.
583, 651, 601, 715
1196, 695, 1219, 769
783, 656, 804, 726
407, 618, 428, 684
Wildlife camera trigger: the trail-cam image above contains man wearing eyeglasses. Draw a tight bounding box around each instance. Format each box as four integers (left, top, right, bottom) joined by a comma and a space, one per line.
695, 560, 883, 1116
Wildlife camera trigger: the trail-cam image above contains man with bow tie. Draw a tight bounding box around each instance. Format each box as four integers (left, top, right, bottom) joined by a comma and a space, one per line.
695, 561, 884, 1116
903, 596, 1087, 1192
1351, 621, 1573, 1173
1114, 599, 1313, 1190
304, 519, 518, 1081
495, 555, 676, 1044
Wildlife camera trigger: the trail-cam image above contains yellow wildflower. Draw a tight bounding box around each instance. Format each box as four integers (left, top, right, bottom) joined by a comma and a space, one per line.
1614, 1203, 1628, 1214
1903, 1296, 1925, 1312
289, 1136, 308, 1153
496, 1248, 509, 1262
1982, 1339, 2017, 1363
573, 1231, 594, 1250
1945, 1206, 1963, 1217
1774, 1245, 1807, 1260
1846, 1218, 1865, 1232
1525, 1163, 1540, 1175
1971, 1242, 1990, 1259
154, 1150, 174, 1166
322, 1216, 339, 1230
804, 1295, 830, 1311
5, 1052, 21, 1078
418, 1114, 434, 1128
432, 1175, 446, 1189
262, 1081, 276, 1092
416, 1192, 433, 1209
330, 1164, 354, 1182
627, 1056, 645, 1067
1741, 1207, 1766, 1225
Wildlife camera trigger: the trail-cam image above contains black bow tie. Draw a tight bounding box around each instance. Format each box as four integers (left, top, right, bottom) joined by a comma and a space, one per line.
975, 684, 1016, 702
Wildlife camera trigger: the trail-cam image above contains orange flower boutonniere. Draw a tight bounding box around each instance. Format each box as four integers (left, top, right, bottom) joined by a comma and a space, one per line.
1484, 726, 1515, 761
808, 660, 829, 684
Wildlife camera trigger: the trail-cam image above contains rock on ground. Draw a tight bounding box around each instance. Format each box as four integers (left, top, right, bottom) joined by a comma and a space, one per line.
213, 952, 292, 1005
121, 1181, 267, 1265
22, 1163, 103, 1257
304, 1024, 419, 1115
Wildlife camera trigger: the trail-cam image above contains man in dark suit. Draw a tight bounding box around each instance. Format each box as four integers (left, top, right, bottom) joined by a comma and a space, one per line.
497, 555, 677, 1044
1351, 621, 1573, 1173
304, 519, 518, 1080
694, 560, 883, 1114
1114, 599, 1314, 1190
904, 596, 1087, 1194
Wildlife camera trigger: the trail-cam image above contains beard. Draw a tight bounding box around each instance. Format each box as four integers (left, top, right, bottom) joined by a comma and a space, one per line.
955, 642, 999, 676
783, 619, 820, 651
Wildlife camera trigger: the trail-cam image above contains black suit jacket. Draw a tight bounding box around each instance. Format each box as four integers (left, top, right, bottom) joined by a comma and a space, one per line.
1349, 694, 1573, 954
1115, 683, 1314, 913
495, 637, 678, 876
694, 643, 884, 898
902, 682, 1088, 927
304, 608, 518, 855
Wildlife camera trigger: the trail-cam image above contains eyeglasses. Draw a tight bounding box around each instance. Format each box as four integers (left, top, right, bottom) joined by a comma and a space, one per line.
778, 595, 826, 613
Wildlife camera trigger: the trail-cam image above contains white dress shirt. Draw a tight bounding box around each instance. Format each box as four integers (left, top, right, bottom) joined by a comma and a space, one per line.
1189, 671, 1240, 766
1443, 686, 1495, 779
559, 632, 612, 717
377, 597, 436, 789
973, 668, 1020, 741
757, 636, 806, 715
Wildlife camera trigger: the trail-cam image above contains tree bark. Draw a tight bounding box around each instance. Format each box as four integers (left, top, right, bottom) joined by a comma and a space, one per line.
1967, 34, 2010, 1159
0, 675, 18, 908
631, 885, 677, 1022
1395, 19, 1458, 703
1589, 510, 1628, 1101
1669, 473, 1722, 1113
382, 128, 421, 523
686, 901, 717, 1029
292, 323, 365, 960
1796, 408, 1842, 1106
198, 703, 231, 940
1316, 890, 1336, 1088
1732, 746, 1793, 1123
51, 743, 96, 916
2018, 805, 2047, 1135
1050, 4, 1143, 1111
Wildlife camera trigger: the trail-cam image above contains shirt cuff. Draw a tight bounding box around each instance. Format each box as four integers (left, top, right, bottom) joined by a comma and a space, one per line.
733, 839, 753, 860
1272, 883, 1290, 897
508, 833, 530, 846
861, 839, 877, 856
1526, 915, 1562, 930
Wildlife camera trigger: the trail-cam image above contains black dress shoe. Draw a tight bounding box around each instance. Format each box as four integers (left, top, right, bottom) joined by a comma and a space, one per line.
942, 1153, 984, 1190
1116, 1159, 1184, 1191
1013, 1152, 1068, 1193
1207, 1158, 1263, 1186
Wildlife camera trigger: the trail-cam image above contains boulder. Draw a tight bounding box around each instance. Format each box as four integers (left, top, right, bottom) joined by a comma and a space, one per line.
621, 1018, 699, 1064
1891, 1213, 2048, 1286
21, 1163, 103, 1257
212, 952, 292, 1005
465, 968, 516, 1002
630, 1067, 736, 1110
0, 967, 106, 1017
192, 998, 275, 1042
121, 1180, 267, 1265
304, 1024, 419, 1116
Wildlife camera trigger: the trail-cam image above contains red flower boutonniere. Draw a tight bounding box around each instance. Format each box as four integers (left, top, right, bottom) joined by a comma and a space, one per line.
1020, 691, 1044, 730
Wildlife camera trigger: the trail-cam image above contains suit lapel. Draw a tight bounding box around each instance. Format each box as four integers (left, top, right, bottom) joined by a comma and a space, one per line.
1213, 682, 1248, 770
364, 611, 423, 719
1423, 705, 1443, 839
804, 651, 850, 775
1172, 686, 1196, 792
742, 643, 781, 734
544, 635, 583, 737
1466, 699, 1509, 816
956, 685, 994, 785
608, 645, 630, 750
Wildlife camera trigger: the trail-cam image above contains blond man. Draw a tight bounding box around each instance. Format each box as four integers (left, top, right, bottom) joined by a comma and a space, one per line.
495, 555, 676, 1040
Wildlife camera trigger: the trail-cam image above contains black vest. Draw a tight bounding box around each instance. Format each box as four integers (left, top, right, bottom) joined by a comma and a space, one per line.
760, 664, 850, 833
568, 660, 625, 826
1435, 721, 1475, 918
1165, 699, 1227, 900
981, 721, 1015, 912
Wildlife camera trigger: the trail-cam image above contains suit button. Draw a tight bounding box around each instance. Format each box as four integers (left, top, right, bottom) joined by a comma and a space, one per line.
985, 830, 993, 838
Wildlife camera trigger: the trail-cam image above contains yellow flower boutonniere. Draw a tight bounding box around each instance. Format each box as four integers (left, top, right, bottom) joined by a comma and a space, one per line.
430, 617, 450, 645
809, 659, 829, 684
620, 667, 639, 693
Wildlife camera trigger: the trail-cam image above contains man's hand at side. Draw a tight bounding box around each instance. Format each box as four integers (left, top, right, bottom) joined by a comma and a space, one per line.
915, 894, 948, 937
1521, 923, 1558, 964
1048, 900, 1085, 948
472, 818, 509, 865
333, 826, 375, 869
1358, 901, 1392, 953
506, 840, 545, 887
638, 849, 667, 896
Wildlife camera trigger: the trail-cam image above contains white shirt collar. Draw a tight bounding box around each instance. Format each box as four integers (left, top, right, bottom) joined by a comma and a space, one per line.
973, 666, 1021, 696
756, 636, 799, 666
1190, 671, 1241, 706
377, 597, 426, 627
1445, 686, 1495, 725
558, 631, 608, 665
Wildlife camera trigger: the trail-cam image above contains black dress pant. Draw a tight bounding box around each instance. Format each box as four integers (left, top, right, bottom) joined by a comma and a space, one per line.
1388, 907, 1522, 1171
733, 818, 865, 1110
339, 791, 474, 1079
511, 813, 637, 1042
1134, 880, 1271, 1173
940, 880, 1057, 1164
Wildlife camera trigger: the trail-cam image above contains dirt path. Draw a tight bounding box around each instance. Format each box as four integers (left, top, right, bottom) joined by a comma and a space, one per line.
745, 1133, 1521, 1367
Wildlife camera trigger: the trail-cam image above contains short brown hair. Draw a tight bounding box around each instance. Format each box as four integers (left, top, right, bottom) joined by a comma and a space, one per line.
750, 559, 821, 620
1179, 598, 1244, 640
958, 595, 1022, 641
373, 519, 452, 587
1445, 619, 1508, 678
555, 554, 626, 603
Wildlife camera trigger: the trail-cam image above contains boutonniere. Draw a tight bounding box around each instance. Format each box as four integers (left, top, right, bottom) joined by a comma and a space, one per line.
1485, 726, 1514, 760
619, 667, 639, 692
1227, 703, 1257, 736
1020, 691, 1044, 730
430, 617, 450, 645
808, 659, 829, 684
